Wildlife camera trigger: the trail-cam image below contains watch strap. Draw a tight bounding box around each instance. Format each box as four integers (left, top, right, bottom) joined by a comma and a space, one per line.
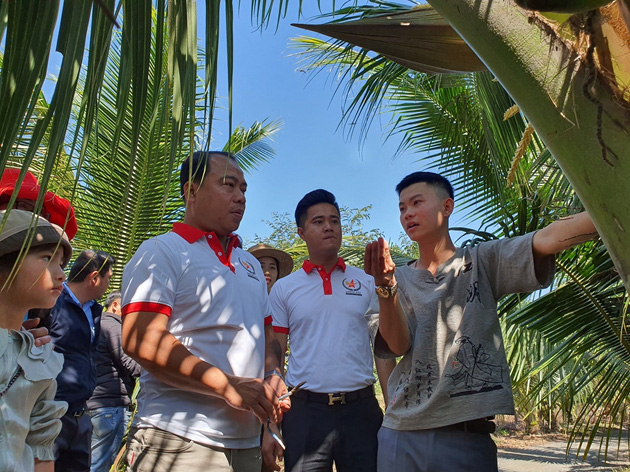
264, 370, 285, 381
376, 282, 398, 298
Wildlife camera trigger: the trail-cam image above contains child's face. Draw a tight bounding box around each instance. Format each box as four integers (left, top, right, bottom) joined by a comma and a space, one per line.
2, 246, 67, 309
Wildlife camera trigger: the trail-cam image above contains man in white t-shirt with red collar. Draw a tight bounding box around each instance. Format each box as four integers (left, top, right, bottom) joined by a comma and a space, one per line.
121, 152, 288, 472
262, 189, 384, 472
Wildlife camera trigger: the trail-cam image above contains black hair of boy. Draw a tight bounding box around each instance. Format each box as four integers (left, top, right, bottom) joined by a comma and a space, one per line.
395, 171, 455, 200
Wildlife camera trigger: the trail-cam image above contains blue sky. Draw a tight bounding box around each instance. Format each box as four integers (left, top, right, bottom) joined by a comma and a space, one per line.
210, 4, 435, 246
35, 2, 472, 248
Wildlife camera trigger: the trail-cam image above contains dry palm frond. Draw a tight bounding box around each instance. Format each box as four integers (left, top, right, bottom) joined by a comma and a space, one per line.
507, 123, 535, 187
504, 104, 520, 120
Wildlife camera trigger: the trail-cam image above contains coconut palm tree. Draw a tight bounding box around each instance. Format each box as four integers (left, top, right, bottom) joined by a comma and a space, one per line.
1, 2, 281, 289
70, 18, 281, 287
0, 0, 292, 237
289, 0, 630, 291
2, 0, 629, 281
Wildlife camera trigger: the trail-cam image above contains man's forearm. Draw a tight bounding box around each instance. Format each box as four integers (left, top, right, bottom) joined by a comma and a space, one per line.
533, 211, 598, 257
127, 329, 234, 398
264, 324, 284, 374
377, 294, 411, 356
123, 312, 281, 423
121, 312, 236, 398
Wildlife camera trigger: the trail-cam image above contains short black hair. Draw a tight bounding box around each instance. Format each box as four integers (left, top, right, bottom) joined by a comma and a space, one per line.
294, 189, 340, 228
104, 290, 121, 310
395, 171, 455, 200
179, 151, 237, 200
68, 250, 115, 283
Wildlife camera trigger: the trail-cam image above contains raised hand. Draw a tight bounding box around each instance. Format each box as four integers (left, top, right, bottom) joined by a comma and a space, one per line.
364, 237, 396, 287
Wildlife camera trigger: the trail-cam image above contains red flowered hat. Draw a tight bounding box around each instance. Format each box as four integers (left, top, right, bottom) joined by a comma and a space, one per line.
0, 168, 78, 240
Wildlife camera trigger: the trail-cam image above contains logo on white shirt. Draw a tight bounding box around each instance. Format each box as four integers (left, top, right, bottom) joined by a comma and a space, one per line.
239, 257, 260, 281
342, 278, 362, 296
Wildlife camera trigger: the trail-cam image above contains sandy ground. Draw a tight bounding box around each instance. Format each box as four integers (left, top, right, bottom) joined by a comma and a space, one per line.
497, 434, 629, 472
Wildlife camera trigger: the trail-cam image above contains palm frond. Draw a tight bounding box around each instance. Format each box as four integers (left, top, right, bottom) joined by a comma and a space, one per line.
222, 119, 282, 173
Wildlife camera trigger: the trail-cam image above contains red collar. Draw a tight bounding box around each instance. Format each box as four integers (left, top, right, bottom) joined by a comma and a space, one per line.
172, 223, 241, 273
302, 257, 346, 274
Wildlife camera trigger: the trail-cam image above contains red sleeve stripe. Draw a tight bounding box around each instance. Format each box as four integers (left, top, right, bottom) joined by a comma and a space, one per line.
122, 302, 172, 317
264, 315, 273, 326
273, 326, 289, 334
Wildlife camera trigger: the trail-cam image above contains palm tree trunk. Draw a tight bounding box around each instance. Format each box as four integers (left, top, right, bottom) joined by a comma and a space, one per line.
426, 0, 630, 290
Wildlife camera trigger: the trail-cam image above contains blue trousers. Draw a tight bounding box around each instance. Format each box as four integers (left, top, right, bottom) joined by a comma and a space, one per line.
54, 408, 93, 472
89, 406, 131, 472
377, 426, 498, 472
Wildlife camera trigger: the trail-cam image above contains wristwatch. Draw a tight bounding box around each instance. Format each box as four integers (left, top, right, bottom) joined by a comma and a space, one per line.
375, 282, 398, 299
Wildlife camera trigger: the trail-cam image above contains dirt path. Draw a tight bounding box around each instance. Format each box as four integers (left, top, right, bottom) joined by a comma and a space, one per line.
497, 435, 629, 472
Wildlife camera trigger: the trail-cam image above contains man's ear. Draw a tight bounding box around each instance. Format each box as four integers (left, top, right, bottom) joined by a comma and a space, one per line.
89, 270, 100, 286
182, 181, 197, 204
443, 198, 454, 218
297, 227, 305, 241
112, 300, 121, 315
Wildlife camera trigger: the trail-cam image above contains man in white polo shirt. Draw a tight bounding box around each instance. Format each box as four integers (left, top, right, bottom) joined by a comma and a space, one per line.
262, 189, 386, 472
121, 152, 287, 472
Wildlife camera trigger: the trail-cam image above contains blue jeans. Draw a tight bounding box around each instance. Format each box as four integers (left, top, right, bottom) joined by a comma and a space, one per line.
89, 406, 131, 472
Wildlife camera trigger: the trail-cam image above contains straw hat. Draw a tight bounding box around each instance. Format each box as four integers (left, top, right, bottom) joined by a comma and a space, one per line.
0, 210, 73, 266
0, 168, 78, 240
247, 244, 294, 278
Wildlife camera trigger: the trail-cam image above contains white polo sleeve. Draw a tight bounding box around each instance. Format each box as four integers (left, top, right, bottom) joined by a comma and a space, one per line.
262, 280, 273, 326
269, 281, 289, 334
121, 237, 180, 317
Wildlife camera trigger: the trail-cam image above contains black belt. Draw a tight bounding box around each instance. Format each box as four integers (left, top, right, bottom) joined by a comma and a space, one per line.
291, 385, 374, 406
435, 417, 496, 434
87, 404, 133, 414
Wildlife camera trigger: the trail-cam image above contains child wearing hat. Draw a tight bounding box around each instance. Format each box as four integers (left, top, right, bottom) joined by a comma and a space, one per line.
0, 210, 73, 472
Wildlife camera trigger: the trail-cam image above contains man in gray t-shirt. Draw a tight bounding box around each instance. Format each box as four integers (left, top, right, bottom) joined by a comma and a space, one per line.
365, 171, 598, 472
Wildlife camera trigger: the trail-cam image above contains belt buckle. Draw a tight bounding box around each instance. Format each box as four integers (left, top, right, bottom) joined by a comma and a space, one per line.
74, 408, 85, 417
328, 392, 346, 405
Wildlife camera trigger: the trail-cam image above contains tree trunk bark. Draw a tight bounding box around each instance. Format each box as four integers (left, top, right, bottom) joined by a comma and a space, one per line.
427, 0, 630, 290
